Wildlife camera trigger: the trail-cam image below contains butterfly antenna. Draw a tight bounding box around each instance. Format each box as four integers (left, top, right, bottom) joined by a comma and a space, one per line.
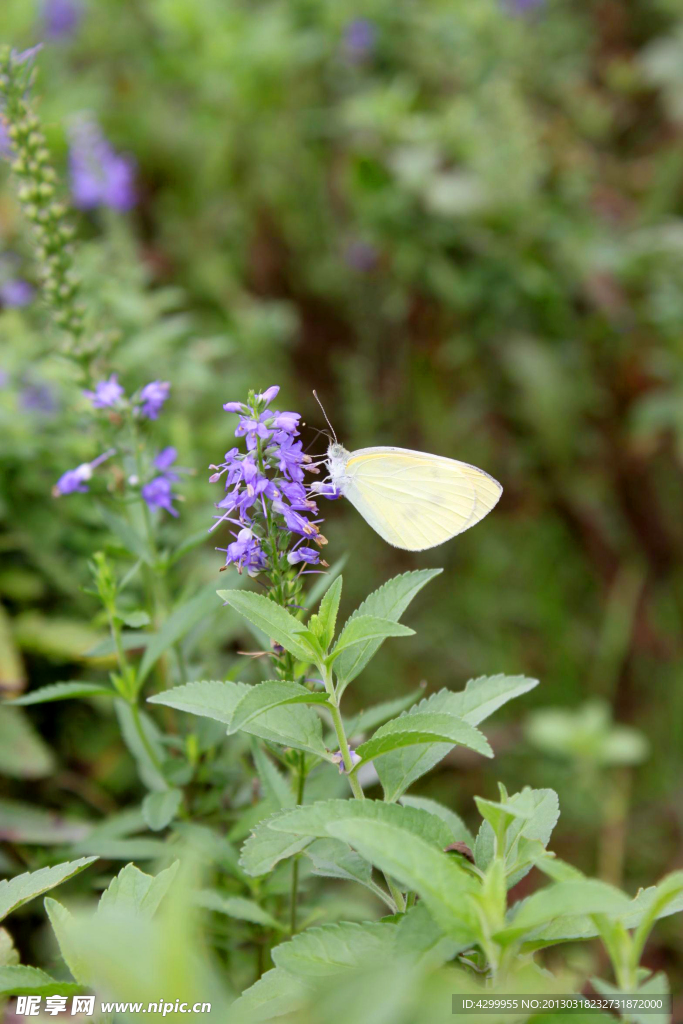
312, 390, 337, 444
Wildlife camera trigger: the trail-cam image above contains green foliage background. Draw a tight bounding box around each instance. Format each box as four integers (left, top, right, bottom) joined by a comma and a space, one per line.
1, 0, 683, 1005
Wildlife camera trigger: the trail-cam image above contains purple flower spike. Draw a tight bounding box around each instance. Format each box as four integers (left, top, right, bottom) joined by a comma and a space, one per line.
142, 476, 179, 517
68, 116, 136, 212
0, 122, 12, 159
83, 373, 124, 409
212, 387, 328, 575
138, 380, 170, 420
0, 279, 34, 307
42, 0, 83, 39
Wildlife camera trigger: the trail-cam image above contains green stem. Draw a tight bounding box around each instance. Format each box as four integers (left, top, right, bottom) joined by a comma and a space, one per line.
289, 753, 306, 935
328, 700, 364, 801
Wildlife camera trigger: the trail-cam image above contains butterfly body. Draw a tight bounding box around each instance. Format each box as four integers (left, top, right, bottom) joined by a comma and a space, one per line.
315, 442, 502, 552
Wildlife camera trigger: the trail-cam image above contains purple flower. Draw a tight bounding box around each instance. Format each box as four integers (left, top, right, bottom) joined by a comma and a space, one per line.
68, 116, 136, 212
311, 482, 342, 500
42, 0, 83, 38
138, 380, 170, 420
343, 19, 376, 62
331, 749, 362, 774
154, 447, 178, 474
287, 547, 321, 566
53, 448, 115, 497
20, 381, 57, 416
212, 387, 327, 575
83, 373, 124, 409
0, 279, 34, 307
142, 476, 179, 517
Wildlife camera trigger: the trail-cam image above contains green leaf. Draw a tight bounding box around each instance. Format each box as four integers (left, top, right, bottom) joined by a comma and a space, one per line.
119, 610, 151, 629
217, 589, 313, 662
394, 903, 462, 967
239, 799, 454, 877
9, 681, 115, 705
196, 891, 284, 931
0, 799, 90, 845
0, 857, 97, 922
328, 615, 415, 663
148, 679, 247, 725
334, 569, 442, 691
303, 838, 395, 910
474, 787, 560, 887
229, 967, 308, 1022
356, 713, 492, 767
98, 862, 180, 920
345, 690, 423, 738
498, 880, 632, 943
138, 583, 224, 686
228, 681, 331, 734
252, 743, 295, 810
142, 789, 183, 831
0, 706, 55, 778
98, 505, 153, 565
314, 575, 343, 650
400, 796, 474, 848
240, 814, 313, 877
446, 674, 539, 725
475, 792, 534, 841
44, 898, 88, 985
115, 699, 167, 792
69, 838, 169, 861
327, 818, 481, 945
272, 921, 397, 977
630, 870, 683, 960
0, 965, 81, 998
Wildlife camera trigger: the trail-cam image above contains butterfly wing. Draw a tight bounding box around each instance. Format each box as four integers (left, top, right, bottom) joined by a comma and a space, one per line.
340, 447, 502, 551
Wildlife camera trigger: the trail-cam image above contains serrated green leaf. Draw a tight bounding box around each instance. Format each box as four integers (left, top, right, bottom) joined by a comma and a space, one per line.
217, 590, 313, 662
229, 966, 308, 1023
474, 787, 560, 887
345, 690, 423, 739
228, 681, 331, 734
252, 742, 295, 810
328, 615, 414, 664
272, 921, 397, 977
196, 891, 284, 930
315, 575, 343, 650
303, 838, 395, 910
138, 584, 224, 686
0, 965, 82, 998
142, 789, 183, 831
148, 679, 247, 725
98, 862, 180, 920
44, 898, 88, 985
356, 712, 492, 767
447, 674, 539, 725
334, 569, 442, 691
400, 796, 474, 848
394, 902, 462, 967
327, 818, 480, 945
499, 880, 632, 943
0, 857, 97, 922
10, 681, 115, 705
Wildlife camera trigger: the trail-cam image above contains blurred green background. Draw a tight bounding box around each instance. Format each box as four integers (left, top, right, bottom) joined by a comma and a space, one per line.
1, 0, 683, 1003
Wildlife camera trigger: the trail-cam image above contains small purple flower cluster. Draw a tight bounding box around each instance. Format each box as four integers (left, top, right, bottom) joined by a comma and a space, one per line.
68, 116, 136, 213
54, 376, 177, 515
210, 386, 326, 576
42, 0, 83, 39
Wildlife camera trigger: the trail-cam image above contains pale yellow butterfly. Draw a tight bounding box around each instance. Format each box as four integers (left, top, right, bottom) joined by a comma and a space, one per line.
311, 441, 502, 552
